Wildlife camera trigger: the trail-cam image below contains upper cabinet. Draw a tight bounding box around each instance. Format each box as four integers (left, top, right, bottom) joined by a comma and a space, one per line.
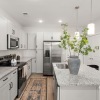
43, 32, 61, 41
0, 16, 8, 50
28, 33, 36, 50
7, 20, 17, 36
43, 32, 53, 41
19, 29, 27, 50
53, 32, 61, 41
36, 32, 44, 49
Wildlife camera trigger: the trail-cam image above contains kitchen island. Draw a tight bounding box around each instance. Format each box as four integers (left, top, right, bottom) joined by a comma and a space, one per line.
53, 63, 100, 100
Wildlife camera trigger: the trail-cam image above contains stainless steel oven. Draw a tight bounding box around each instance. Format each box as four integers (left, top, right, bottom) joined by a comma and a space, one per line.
18, 63, 27, 97
7, 34, 19, 49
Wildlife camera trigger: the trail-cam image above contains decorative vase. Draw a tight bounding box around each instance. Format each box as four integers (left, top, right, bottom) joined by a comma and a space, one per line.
68, 56, 80, 75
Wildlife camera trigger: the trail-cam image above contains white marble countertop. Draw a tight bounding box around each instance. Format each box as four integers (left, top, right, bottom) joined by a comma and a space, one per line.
0, 57, 34, 80
0, 67, 17, 80
53, 63, 100, 86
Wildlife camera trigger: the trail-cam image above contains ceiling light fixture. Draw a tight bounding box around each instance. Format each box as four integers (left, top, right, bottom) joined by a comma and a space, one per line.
58, 20, 62, 23
38, 20, 43, 23
87, 0, 95, 35
75, 6, 80, 39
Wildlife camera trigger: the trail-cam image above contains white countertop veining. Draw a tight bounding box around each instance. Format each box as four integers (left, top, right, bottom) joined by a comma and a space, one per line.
0, 67, 17, 80
53, 63, 100, 86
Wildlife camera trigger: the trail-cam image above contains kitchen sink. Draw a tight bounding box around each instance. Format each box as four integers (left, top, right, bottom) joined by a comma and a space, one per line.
56, 64, 68, 69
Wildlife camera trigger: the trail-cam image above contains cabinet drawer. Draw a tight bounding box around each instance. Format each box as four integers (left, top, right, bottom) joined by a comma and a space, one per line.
11, 69, 17, 78
0, 73, 11, 88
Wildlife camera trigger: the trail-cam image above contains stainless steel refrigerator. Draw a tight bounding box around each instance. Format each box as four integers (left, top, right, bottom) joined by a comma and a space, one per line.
43, 41, 61, 75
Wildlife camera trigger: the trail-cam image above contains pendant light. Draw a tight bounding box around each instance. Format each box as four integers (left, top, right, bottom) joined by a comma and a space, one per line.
87, 0, 95, 35
75, 6, 80, 39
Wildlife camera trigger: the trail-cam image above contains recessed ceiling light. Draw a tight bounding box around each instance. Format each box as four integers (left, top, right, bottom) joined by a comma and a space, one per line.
38, 20, 43, 23
58, 20, 62, 23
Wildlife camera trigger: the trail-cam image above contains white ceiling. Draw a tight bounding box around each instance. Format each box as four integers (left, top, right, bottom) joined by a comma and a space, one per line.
0, 0, 100, 28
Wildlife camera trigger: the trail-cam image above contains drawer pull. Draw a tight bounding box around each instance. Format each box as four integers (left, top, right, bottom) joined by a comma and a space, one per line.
9, 83, 11, 90
3, 77, 8, 81
13, 71, 16, 74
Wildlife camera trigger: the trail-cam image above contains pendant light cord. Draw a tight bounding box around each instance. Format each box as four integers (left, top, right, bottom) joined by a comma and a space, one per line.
75, 6, 79, 32
91, 0, 93, 22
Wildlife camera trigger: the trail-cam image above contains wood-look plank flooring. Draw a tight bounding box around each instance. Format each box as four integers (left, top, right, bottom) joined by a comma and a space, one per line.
16, 74, 54, 100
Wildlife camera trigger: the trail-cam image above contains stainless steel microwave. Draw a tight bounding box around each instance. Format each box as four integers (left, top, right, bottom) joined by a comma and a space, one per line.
7, 34, 19, 49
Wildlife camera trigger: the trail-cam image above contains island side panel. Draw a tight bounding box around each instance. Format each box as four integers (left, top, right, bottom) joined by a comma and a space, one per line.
60, 86, 97, 100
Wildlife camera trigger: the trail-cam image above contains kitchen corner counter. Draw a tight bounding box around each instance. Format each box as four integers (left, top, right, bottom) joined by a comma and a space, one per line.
19, 57, 36, 62
0, 67, 17, 80
53, 63, 100, 87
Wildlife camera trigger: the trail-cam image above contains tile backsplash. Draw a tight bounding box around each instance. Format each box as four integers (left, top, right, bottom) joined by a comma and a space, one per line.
0, 50, 36, 58
0, 50, 23, 57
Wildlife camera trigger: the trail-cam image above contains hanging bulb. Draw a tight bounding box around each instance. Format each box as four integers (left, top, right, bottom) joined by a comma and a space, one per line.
75, 6, 80, 39
87, 23, 95, 35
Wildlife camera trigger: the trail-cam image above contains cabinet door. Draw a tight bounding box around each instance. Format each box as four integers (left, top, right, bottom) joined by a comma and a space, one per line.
10, 71, 17, 100
32, 58, 37, 73
19, 30, 27, 49
53, 32, 61, 41
36, 50, 43, 73
36, 32, 43, 49
44, 32, 53, 41
7, 20, 13, 35
0, 82, 10, 100
0, 16, 7, 50
28, 33, 36, 49
23, 32, 27, 49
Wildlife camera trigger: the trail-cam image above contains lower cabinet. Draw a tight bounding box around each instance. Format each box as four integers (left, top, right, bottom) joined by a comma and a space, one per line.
10, 73, 17, 100
0, 69, 17, 100
32, 58, 37, 73
0, 82, 11, 100
27, 60, 32, 79
36, 50, 43, 73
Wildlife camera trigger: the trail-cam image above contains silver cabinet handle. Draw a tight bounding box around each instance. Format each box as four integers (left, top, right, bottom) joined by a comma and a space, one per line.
11, 82, 13, 88
12, 29, 15, 35
3, 77, 8, 81
9, 83, 11, 90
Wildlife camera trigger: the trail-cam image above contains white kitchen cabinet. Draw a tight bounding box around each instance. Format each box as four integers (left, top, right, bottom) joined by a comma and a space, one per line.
43, 32, 53, 41
36, 32, 44, 49
36, 50, 43, 73
84, 35, 100, 66
28, 33, 36, 49
27, 60, 32, 79
0, 16, 7, 50
7, 20, 17, 36
10, 70, 17, 100
53, 32, 61, 41
0, 69, 17, 100
43, 32, 61, 41
0, 81, 10, 100
32, 58, 37, 73
19, 29, 27, 50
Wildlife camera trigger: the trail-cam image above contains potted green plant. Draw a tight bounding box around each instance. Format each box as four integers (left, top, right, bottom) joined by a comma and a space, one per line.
59, 24, 95, 75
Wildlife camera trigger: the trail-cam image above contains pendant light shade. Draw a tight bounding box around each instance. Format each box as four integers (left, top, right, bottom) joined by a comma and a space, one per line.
87, 23, 95, 35
75, 6, 80, 39
87, 0, 95, 35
